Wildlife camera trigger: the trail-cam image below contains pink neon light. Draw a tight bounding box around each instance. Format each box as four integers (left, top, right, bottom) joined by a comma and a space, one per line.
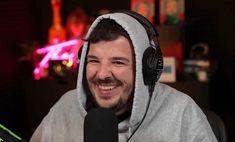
33, 67, 40, 80
34, 68, 40, 74
33, 39, 81, 80
38, 39, 79, 67
36, 39, 79, 54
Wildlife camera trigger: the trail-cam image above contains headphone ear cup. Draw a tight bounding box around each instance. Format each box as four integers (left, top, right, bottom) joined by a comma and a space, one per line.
142, 47, 163, 85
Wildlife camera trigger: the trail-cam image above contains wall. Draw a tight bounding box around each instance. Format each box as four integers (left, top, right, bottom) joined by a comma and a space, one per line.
0, 0, 35, 139
186, 0, 235, 141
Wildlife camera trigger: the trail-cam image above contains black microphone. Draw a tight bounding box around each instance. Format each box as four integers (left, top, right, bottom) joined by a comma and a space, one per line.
84, 107, 118, 142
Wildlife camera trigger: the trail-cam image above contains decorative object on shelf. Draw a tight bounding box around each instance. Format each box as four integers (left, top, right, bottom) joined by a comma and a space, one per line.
48, 0, 67, 45
66, 7, 90, 39
160, 0, 184, 25
184, 43, 212, 82
161, 42, 183, 75
159, 57, 176, 82
131, 0, 155, 23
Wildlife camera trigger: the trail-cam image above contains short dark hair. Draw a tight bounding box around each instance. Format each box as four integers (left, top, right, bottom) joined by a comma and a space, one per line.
86, 19, 130, 43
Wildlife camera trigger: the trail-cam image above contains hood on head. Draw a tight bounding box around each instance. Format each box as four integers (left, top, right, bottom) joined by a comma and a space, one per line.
76, 12, 153, 125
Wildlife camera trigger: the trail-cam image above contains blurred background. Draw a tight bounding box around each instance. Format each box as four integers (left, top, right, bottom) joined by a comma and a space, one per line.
0, 0, 234, 141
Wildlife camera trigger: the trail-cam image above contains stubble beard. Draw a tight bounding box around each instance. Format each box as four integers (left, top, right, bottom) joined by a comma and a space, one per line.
92, 77, 133, 115
95, 93, 133, 115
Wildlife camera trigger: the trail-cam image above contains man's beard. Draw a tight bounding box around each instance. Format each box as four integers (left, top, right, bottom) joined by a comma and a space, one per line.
96, 93, 133, 114
84, 73, 134, 114
92, 77, 133, 114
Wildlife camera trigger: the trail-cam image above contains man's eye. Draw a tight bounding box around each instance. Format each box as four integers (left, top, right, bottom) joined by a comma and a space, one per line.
87, 59, 99, 63
113, 61, 125, 65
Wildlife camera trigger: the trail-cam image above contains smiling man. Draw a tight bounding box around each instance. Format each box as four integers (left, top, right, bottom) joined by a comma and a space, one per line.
30, 10, 217, 142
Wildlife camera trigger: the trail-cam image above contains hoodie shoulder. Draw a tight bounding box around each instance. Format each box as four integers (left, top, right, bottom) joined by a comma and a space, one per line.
49, 89, 81, 115
152, 83, 206, 118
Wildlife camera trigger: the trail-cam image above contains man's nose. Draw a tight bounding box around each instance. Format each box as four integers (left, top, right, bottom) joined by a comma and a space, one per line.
97, 63, 112, 79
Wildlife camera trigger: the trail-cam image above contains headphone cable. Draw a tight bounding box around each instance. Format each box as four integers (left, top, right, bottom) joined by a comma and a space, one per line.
126, 84, 154, 142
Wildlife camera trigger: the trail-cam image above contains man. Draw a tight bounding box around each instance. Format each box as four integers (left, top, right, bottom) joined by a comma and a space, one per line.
30, 11, 217, 142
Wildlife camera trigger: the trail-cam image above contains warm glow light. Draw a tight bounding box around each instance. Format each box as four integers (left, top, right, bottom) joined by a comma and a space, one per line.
65, 59, 73, 67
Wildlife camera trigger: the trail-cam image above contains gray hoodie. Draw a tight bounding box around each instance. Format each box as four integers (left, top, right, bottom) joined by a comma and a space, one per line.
30, 12, 217, 142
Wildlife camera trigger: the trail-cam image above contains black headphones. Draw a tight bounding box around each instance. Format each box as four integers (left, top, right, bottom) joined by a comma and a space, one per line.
113, 10, 163, 93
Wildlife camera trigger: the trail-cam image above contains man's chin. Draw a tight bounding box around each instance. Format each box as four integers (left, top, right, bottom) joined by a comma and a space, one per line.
96, 100, 116, 108
95, 99, 128, 114
95, 95, 116, 105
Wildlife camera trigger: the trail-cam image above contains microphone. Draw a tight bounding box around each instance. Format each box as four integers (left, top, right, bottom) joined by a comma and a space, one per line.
84, 107, 118, 142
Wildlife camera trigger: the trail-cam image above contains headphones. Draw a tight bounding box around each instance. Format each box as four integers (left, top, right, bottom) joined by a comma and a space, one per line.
113, 10, 163, 92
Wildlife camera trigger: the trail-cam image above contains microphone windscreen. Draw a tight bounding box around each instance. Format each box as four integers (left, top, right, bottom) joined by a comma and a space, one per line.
84, 107, 118, 142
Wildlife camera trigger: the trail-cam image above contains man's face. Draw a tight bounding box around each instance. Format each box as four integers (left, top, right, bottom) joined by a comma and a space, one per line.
86, 36, 135, 115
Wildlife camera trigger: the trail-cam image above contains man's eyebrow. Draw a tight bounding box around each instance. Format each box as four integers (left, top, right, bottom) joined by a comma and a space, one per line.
87, 55, 97, 59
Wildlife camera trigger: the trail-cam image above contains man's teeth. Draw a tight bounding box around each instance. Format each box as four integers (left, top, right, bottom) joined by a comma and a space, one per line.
98, 85, 115, 90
